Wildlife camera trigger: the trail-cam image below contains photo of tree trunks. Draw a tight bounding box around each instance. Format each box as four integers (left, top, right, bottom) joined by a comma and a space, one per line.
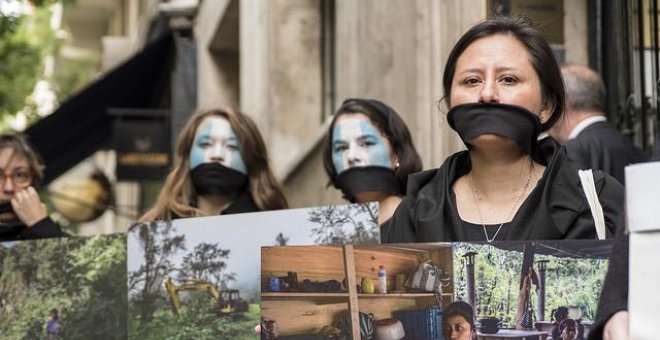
0, 234, 127, 339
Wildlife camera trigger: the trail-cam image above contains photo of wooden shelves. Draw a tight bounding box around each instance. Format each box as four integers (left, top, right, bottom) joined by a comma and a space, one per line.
261, 243, 454, 339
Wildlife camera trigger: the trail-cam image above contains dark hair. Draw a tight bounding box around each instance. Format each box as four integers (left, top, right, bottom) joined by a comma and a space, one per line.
443, 301, 475, 328
554, 306, 569, 321
442, 16, 565, 131
0, 133, 45, 187
322, 98, 423, 193
50, 308, 59, 320
561, 64, 606, 112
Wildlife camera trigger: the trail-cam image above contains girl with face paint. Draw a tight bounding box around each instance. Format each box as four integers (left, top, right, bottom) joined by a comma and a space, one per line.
322, 98, 422, 231
139, 108, 288, 221
387, 16, 625, 243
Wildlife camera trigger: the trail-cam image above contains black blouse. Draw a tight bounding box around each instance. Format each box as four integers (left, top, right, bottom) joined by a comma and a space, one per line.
386, 138, 625, 243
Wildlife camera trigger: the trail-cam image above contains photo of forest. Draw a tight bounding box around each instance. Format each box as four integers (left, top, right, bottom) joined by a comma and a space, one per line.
127, 203, 378, 339
452, 240, 612, 331
0, 234, 127, 339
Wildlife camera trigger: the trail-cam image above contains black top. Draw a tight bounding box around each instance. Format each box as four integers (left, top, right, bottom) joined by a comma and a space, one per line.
221, 191, 260, 215
0, 217, 67, 242
565, 120, 647, 184
386, 138, 625, 242
461, 220, 513, 242
171, 191, 260, 220
589, 234, 629, 340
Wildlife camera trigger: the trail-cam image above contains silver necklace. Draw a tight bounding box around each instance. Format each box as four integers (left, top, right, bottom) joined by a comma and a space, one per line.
469, 167, 532, 242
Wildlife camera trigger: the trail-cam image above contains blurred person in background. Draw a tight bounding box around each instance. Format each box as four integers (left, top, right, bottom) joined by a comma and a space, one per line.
549, 64, 647, 184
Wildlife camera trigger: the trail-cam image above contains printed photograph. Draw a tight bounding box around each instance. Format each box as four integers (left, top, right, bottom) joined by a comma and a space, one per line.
127, 202, 378, 339
453, 240, 613, 340
0, 234, 127, 339
260, 243, 454, 340
260, 240, 613, 340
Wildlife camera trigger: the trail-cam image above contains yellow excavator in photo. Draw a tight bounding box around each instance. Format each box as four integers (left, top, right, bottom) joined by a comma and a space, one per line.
164, 276, 249, 317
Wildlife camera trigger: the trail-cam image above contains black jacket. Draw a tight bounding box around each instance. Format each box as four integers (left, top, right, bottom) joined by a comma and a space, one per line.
386, 138, 625, 242
565, 120, 647, 184
0, 217, 67, 242
589, 234, 629, 340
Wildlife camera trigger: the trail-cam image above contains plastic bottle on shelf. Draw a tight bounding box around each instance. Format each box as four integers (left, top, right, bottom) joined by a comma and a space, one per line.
378, 265, 387, 294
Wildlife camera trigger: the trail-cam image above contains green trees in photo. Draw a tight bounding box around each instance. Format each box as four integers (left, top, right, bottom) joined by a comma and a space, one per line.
453, 243, 608, 327
0, 234, 127, 339
127, 221, 260, 339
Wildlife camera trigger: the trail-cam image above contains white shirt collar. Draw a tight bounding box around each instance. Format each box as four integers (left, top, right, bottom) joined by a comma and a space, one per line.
568, 116, 607, 140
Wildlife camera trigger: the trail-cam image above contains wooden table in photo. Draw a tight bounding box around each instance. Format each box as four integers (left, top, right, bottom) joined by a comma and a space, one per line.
478, 329, 549, 340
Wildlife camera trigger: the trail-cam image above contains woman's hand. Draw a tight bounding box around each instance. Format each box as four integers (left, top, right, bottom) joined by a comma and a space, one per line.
603, 311, 629, 340
11, 186, 48, 227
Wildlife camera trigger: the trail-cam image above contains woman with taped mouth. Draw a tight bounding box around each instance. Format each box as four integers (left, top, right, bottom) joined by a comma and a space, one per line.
386, 16, 624, 243
139, 108, 288, 221
322, 98, 422, 238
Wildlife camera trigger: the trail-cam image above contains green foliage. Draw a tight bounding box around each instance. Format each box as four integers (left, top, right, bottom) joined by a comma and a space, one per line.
453, 243, 608, 327
128, 221, 186, 324
0, 234, 128, 339
179, 243, 235, 288
0, 1, 99, 129
128, 301, 260, 339
0, 12, 41, 124
128, 221, 248, 338
308, 203, 379, 244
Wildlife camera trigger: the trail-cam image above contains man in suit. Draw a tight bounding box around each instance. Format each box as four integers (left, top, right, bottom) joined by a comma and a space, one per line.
549, 64, 647, 184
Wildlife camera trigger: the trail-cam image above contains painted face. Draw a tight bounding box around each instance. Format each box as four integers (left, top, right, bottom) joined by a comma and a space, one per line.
190, 116, 247, 174
443, 315, 473, 340
331, 114, 395, 174
0, 148, 33, 222
450, 34, 551, 123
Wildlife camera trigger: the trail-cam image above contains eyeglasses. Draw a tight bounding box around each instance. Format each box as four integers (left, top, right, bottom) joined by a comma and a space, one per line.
443, 322, 471, 335
0, 169, 33, 184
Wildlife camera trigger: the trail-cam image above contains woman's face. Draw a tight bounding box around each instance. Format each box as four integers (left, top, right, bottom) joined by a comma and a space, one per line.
331, 113, 396, 174
190, 116, 247, 174
0, 148, 33, 222
449, 34, 552, 123
561, 325, 577, 340
443, 314, 473, 340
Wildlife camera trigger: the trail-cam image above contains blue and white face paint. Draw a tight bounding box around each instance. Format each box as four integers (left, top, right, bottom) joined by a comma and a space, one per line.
331, 114, 394, 174
190, 116, 248, 174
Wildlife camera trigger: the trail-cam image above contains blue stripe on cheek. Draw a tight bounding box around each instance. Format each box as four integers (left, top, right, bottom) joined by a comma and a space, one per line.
229, 129, 248, 174
359, 121, 392, 168
189, 124, 212, 169
331, 127, 346, 173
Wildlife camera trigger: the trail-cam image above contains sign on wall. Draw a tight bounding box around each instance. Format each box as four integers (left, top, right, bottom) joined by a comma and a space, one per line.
111, 109, 171, 181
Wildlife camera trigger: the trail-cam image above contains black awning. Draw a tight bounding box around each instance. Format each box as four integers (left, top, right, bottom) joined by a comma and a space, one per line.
26, 32, 173, 185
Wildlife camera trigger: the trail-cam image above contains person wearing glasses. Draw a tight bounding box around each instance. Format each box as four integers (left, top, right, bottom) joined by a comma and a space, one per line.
0, 133, 65, 241
443, 301, 477, 340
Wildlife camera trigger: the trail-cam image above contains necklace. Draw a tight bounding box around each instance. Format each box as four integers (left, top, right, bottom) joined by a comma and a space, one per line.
469, 166, 533, 242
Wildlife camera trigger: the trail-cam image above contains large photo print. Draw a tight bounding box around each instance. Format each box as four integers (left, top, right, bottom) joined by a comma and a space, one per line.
127, 203, 378, 339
